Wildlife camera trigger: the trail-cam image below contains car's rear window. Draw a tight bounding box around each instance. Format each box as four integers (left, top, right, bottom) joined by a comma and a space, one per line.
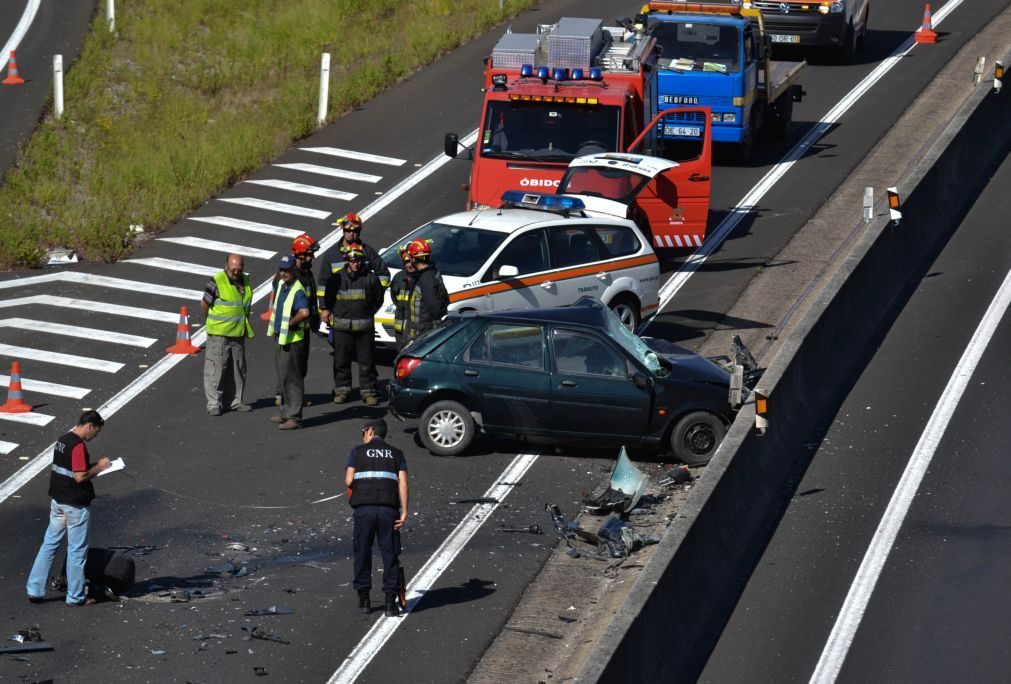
590, 225, 640, 258
467, 323, 545, 370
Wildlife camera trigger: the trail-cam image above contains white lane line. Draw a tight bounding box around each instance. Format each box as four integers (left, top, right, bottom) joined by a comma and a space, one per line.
188, 215, 303, 238
646, 0, 965, 324
302, 147, 406, 166
157, 237, 276, 260
124, 257, 220, 277
0, 412, 54, 427
274, 163, 382, 183
0, 272, 200, 300
219, 197, 332, 219
0, 440, 17, 455
1, 0, 39, 72
0, 296, 181, 324
0, 374, 90, 399
244, 179, 357, 201
0, 318, 156, 347
810, 265, 1011, 684
329, 451, 540, 682
0, 344, 124, 373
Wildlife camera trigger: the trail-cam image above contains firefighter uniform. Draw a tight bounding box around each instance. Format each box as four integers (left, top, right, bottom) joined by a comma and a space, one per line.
389, 268, 414, 351
403, 264, 449, 346
323, 259, 384, 403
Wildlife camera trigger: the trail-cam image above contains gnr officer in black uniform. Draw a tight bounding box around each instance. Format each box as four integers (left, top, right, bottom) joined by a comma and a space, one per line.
345, 419, 408, 617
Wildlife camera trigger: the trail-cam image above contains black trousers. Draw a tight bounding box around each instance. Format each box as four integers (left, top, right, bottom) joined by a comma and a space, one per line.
332, 330, 377, 395
352, 505, 401, 596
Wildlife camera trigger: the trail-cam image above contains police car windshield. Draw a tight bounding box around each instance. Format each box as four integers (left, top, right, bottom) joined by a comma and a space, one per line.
480, 101, 621, 161
653, 22, 741, 73
382, 223, 508, 278
603, 305, 662, 373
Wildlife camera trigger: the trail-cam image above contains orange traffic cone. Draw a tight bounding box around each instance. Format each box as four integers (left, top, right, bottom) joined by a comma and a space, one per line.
260, 291, 274, 321
2, 50, 25, 85
166, 306, 201, 354
0, 361, 33, 413
914, 4, 938, 44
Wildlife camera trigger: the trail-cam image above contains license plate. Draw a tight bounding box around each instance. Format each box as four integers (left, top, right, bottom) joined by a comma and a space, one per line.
663, 125, 701, 137
771, 34, 800, 44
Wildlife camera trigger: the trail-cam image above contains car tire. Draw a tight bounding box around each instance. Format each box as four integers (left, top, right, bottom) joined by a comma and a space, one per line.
737, 112, 756, 164
770, 94, 793, 141
670, 411, 726, 466
608, 294, 640, 332
838, 22, 857, 64
419, 400, 474, 457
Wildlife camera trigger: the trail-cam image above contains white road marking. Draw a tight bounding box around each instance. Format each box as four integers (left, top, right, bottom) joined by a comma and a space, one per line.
274, 163, 382, 183
157, 236, 276, 259
0, 296, 181, 324
0, 318, 156, 347
188, 215, 303, 238
0, 272, 200, 300
329, 451, 540, 682
124, 257, 220, 277
646, 0, 964, 326
0, 374, 90, 399
302, 147, 406, 166
244, 179, 357, 201
1, 0, 39, 72
810, 266, 1011, 683
0, 412, 54, 427
0, 440, 16, 455
218, 197, 332, 219
0, 344, 125, 373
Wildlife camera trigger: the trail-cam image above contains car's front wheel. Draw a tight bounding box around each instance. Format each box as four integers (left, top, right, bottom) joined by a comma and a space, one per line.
608, 294, 641, 332
419, 400, 475, 456
670, 411, 726, 466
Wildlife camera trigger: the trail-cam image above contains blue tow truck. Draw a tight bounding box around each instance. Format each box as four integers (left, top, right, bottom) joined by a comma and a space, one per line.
638, 0, 806, 161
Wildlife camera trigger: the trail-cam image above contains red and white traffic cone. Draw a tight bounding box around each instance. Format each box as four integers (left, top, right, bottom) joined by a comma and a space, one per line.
166, 306, 201, 354
914, 4, 938, 44
0, 361, 33, 413
2, 50, 25, 85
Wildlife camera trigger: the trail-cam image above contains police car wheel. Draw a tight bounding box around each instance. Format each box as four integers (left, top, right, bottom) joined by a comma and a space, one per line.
419, 400, 474, 457
670, 411, 726, 466
609, 295, 640, 332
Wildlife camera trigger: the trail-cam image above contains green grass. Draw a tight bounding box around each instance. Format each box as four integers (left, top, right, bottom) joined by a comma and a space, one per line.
0, 0, 537, 268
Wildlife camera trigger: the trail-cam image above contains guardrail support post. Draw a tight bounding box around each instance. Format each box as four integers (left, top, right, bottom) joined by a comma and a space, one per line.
53, 55, 63, 120
317, 53, 331, 128
107, 0, 115, 32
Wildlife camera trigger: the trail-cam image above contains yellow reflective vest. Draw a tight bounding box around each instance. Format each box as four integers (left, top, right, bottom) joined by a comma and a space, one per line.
206, 272, 254, 338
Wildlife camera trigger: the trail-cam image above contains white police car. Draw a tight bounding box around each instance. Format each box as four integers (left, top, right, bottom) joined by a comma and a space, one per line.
373, 191, 661, 345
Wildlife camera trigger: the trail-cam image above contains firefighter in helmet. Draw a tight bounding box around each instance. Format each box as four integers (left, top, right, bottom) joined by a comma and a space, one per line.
402, 239, 449, 347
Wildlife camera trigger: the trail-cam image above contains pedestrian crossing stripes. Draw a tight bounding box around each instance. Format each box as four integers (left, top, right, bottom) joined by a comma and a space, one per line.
189, 216, 303, 238
0, 411, 54, 427
0, 296, 183, 324
0, 272, 200, 300
0, 440, 16, 455
0, 344, 125, 373
273, 163, 382, 183
0, 318, 156, 347
1, 374, 90, 399
243, 179, 357, 201
124, 258, 220, 277
219, 197, 332, 219
302, 147, 406, 166
157, 237, 276, 260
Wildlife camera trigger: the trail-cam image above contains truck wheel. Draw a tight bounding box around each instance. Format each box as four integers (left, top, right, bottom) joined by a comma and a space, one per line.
670, 411, 726, 466
737, 114, 756, 164
838, 23, 857, 64
608, 294, 640, 332
419, 400, 474, 456
771, 95, 793, 141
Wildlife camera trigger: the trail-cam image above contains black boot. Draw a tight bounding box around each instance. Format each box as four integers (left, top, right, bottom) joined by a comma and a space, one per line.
357, 590, 371, 614
384, 594, 399, 618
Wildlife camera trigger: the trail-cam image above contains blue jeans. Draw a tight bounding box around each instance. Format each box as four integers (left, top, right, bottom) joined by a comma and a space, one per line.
27, 499, 91, 604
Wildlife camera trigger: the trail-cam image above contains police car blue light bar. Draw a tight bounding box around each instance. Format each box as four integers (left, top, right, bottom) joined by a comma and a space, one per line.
500, 190, 587, 213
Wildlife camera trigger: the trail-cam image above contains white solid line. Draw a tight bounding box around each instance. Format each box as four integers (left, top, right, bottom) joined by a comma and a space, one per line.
0, 374, 90, 399
0, 272, 200, 300
0, 318, 157, 347
124, 257, 220, 277
244, 179, 357, 201
0, 344, 124, 373
274, 163, 382, 183
219, 197, 332, 219
0, 411, 54, 427
0, 440, 16, 455
189, 215, 303, 238
0, 295, 181, 324
302, 147, 406, 166
1, 0, 39, 72
157, 236, 276, 260
329, 451, 540, 683
645, 0, 964, 327
810, 265, 1010, 684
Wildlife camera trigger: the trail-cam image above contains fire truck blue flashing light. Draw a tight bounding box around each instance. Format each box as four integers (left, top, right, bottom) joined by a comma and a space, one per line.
589, 68, 603, 81
520, 64, 534, 77
571, 68, 584, 80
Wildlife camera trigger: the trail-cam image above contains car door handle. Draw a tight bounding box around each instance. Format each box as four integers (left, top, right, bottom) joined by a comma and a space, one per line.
596, 271, 609, 280
540, 280, 554, 289
560, 380, 577, 387
689, 173, 710, 182
464, 369, 479, 376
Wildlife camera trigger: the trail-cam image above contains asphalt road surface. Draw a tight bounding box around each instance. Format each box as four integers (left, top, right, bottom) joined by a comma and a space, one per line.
701, 110, 1011, 684
1, 0, 1007, 681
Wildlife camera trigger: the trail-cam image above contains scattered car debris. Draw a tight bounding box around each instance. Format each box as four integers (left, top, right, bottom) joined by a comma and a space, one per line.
226, 542, 250, 552
253, 666, 269, 676
243, 626, 289, 645
8, 627, 43, 644
191, 633, 230, 641
596, 516, 660, 558
496, 524, 542, 535
503, 626, 563, 640
301, 561, 329, 572
244, 606, 293, 616
582, 447, 649, 515
557, 615, 577, 624
45, 248, 79, 265
149, 649, 167, 656
451, 497, 500, 505
659, 465, 693, 488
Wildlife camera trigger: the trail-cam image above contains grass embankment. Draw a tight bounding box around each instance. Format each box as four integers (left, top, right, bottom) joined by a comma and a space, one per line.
0, 0, 537, 269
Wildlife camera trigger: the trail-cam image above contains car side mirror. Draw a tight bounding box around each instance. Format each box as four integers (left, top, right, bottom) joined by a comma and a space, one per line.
496, 264, 519, 279
632, 372, 649, 389
444, 132, 460, 158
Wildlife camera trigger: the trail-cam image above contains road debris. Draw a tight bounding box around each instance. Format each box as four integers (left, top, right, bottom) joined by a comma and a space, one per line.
451, 497, 500, 505
253, 666, 269, 676
244, 606, 293, 616
496, 524, 542, 535
503, 626, 563, 640
581, 447, 649, 515
243, 626, 290, 645
8, 626, 43, 644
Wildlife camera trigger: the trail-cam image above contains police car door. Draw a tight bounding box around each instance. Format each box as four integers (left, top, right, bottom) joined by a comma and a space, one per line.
544, 225, 609, 306
483, 228, 555, 311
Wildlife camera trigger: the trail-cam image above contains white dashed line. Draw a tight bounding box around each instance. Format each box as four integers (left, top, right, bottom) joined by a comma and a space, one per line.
157, 237, 276, 259
218, 197, 332, 219
302, 147, 406, 166
0, 318, 156, 347
244, 179, 357, 201
274, 163, 382, 183
124, 258, 221, 277
0, 344, 125, 373
188, 215, 303, 238
0, 440, 17, 455
0, 272, 200, 300
0, 412, 54, 427
0, 296, 182, 324
0, 374, 90, 399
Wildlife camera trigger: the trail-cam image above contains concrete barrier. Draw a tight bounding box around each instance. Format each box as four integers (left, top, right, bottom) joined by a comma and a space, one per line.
580, 45, 1011, 684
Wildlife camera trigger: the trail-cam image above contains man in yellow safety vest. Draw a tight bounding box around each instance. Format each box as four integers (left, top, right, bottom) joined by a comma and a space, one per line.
201, 253, 254, 416
268, 255, 310, 430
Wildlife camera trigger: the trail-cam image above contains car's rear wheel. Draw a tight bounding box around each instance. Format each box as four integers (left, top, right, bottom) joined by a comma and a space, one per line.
670, 411, 726, 466
609, 294, 640, 332
419, 400, 474, 457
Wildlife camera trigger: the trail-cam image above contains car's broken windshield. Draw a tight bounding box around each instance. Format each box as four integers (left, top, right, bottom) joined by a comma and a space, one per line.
603, 306, 661, 373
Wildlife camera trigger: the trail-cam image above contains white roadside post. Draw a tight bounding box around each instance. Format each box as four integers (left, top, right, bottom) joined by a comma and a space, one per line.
317, 53, 331, 128
53, 55, 64, 120
107, 0, 115, 32
862, 186, 874, 223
